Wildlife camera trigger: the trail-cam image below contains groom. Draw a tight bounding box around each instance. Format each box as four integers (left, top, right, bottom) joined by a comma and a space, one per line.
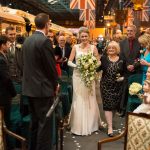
22, 13, 58, 150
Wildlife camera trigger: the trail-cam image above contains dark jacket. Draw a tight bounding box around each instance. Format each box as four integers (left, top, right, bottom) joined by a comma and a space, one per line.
120, 38, 141, 76
22, 31, 58, 97
0, 52, 16, 100
54, 44, 71, 72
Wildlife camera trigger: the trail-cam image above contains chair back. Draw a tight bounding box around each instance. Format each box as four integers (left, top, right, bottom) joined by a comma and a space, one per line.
125, 112, 150, 150
0, 108, 5, 150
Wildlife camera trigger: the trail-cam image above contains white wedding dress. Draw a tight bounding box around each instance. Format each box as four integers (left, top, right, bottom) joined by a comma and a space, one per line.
69, 44, 101, 135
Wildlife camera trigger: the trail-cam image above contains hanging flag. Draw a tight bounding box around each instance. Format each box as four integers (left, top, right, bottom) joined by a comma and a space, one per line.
70, 0, 95, 10
79, 9, 95, 21
84, 20, 95, 29
142, 0, 150, 21
86, 0, 95, 10
127, 8, 134, 26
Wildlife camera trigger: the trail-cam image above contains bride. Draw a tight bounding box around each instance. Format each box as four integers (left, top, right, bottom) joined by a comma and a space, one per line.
68, 27, 102, 135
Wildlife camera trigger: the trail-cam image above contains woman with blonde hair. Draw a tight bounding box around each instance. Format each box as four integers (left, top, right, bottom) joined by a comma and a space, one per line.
68, 27, 102, 135
97, 41, 126, 137
138, 33, 150, 84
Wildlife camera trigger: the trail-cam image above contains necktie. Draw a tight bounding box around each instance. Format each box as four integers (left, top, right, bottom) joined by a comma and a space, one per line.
129, 39, 133, 51
11, 44, 15, 55
62, 47, 65, 58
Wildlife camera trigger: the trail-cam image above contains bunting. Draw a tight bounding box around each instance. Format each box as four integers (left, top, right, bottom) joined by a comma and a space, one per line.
70, 0, 95, 10
79, 9, 95, 21
142, 0, 150, 21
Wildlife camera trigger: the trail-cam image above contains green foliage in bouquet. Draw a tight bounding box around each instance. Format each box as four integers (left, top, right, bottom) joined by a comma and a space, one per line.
77, 52, 98, 91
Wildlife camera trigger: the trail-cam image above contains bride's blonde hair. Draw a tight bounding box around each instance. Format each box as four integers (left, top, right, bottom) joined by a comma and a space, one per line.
78, 27, 89, 35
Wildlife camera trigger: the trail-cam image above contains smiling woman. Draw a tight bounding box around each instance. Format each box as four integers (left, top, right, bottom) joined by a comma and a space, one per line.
97, 41, 127, 137
68, 26, 103, 136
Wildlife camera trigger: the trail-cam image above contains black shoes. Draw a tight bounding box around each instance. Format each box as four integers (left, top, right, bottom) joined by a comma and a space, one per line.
118, 111, 126, 117
107, 133, 114, 137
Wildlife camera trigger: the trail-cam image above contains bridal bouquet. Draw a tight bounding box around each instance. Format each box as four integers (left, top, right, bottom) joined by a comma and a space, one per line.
129, 82, 142, 96
77, 52, 98, 91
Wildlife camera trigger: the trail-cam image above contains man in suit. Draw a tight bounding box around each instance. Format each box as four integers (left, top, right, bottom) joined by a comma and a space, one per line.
54, 35, 71, 74
119, 25, 141, 117
120, 25, 141, 76
22, 13, 58, 150
5, 26, 22, 84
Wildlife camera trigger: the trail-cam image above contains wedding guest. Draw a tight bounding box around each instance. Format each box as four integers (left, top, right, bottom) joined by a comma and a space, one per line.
146, 67, 150, 80
120, 25, 141, 77
0, 35, 16, 127
145, 28, 150, 35
119, 25, 141, 116
97, 41, 126, 137
138, 33, 150, 84
134, 79, 150, 114
22, 13, 58, 150
54, 35, 71, 75
68, 27, 102, 135
47, 29, 56, 48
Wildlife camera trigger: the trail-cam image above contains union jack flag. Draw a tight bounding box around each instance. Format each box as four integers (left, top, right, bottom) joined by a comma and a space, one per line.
84, 20, 95, 29
127, 8, 134, 26
79, 9, 95, 21
70, 0, 95, 10
142, 0, 150, 21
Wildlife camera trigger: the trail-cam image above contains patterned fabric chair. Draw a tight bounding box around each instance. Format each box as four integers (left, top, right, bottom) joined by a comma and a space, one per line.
98, 112, 150, 150
0, 107, 26, 150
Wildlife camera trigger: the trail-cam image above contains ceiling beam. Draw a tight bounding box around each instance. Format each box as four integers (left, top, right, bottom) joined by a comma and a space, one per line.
57, 0, 76, 18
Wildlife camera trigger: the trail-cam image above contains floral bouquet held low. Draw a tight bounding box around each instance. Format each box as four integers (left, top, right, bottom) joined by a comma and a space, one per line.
77, 52, 98, 92
129, 82, 143, 99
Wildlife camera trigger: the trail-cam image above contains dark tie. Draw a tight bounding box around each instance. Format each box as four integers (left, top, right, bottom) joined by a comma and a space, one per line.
129, 39, 133, 51
11, 43, 15, 55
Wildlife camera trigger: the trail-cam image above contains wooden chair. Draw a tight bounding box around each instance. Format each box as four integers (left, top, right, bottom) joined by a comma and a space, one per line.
98, 112, 150, 150
0, 107, 26, 150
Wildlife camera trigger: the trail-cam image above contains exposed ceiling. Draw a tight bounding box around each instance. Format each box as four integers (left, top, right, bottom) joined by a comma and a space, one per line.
0, 0, 124, 28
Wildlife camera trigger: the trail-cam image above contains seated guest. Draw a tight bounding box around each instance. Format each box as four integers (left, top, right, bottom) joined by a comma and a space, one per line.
134, 79, 150, 114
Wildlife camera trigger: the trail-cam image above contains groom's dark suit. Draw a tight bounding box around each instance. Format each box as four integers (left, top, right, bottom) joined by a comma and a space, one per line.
22, 31, 58, 150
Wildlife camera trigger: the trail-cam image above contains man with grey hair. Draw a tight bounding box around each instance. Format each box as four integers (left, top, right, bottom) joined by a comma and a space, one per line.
120, 25, 141, 76
119, 25, 141, 117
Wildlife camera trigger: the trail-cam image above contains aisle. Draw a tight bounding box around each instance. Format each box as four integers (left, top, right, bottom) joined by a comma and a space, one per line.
63, 114, 125, 150
63, 81, 125, 150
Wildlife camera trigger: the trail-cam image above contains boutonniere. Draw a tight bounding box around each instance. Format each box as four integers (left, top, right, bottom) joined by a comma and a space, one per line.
16, 44, 22, 49
140, 50, 144, 54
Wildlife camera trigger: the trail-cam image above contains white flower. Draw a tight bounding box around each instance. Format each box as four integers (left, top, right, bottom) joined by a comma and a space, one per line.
129, 82, 142, 95
77, 52, 98, 92
16, 44, 22, 49
88, 59, 93, 64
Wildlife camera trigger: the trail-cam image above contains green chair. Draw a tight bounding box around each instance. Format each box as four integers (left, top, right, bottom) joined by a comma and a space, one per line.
60, 70, 71, 117
127, 74, 142, 112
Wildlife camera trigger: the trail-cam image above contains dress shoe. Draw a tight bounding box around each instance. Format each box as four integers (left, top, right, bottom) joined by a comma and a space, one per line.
118, 111, 126, 117
107, 133, 114, 137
